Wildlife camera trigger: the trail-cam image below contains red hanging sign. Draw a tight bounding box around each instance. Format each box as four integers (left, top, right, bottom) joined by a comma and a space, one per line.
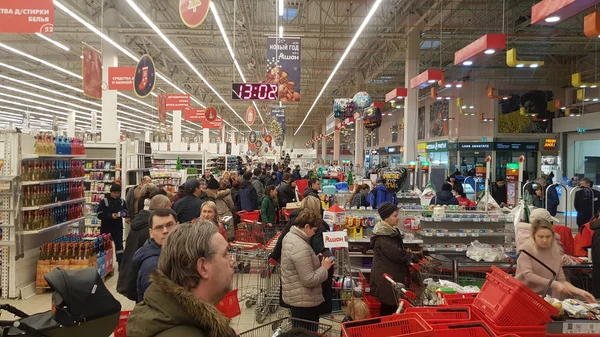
108, 67, 135, 91
183, 107, 205, 122
0, 0, 54, 34
166, 94, 190, 110
246, 106, 256, 126
179, 0, 211, 28
205, 106, 218, 121
82, 47, 102, 100
264, 135, 272, 143
157, 92, 167, 122
202, 118, 223, 129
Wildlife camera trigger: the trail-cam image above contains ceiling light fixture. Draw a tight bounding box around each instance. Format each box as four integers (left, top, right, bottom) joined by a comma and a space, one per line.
279, 25, 284, 38
125, 0, 251, 130
484, 49, 495, 54
294, 0, 383, 135
530, 63, 539, 68
463, 61, 473, 66
545, 16, 561, 23
516, 64, 525, 68
278, 0, 284, 16
35, 33, 70, 51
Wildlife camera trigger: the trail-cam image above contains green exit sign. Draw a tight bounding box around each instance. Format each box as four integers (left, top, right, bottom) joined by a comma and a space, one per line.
481, 137, 488, 141
578, 128, 587, 134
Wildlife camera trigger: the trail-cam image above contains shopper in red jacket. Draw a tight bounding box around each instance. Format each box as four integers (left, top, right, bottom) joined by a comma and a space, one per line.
452, 184, 476, 208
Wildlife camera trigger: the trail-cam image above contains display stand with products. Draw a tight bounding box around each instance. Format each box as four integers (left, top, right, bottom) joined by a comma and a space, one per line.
150, 170, 181, 193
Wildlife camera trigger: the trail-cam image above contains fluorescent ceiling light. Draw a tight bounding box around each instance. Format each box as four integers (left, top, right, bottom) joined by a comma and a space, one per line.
294, 0, 383, 135
591, 85, 598, 88
456, 84, 463, 88
0, 42, 79, 78
516, 64, 525, 68
502, 97, 509, 100
279, 0, 284, 16
463, 61, 473, 66
35, 33, 70, 51
545, 16, 560, 23
125, 0, 251, 130
445, 84, 452, 88
469, 105, 475, 109
436, 97, 442, 100
530, 63, 539, 68
581, 85, 587, 88
427, 80, 436, 83
279, 25, 284, 38
484, 49, 495, 54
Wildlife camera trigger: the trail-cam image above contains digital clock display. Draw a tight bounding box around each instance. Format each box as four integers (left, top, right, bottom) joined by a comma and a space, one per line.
231, 83, 279, 100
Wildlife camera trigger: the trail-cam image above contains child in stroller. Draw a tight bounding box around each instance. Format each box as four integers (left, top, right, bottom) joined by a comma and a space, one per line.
0, 267, 121, 337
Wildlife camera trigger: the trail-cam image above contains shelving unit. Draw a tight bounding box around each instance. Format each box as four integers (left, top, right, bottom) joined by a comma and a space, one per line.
150, 170, 182, 193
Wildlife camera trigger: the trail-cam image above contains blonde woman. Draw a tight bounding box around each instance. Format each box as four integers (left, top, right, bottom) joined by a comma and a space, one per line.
516, 219, 595, 302
199, 201, 227, 240
222, 171, 232, 189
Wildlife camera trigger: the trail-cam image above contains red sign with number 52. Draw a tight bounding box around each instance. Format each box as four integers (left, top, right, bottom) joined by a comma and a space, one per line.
0, 0, 54, 34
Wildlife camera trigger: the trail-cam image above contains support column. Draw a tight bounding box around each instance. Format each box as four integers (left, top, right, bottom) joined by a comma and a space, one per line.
172, 110, 182, 150
354, 119, 364, 174
202, 128, 210, 151
144, 131, 151, 142
334, 122, 341, 162
100, 7, 119, 143
321, 125, 327, 160
403, 14, 420, 163
67, 111, 75, 138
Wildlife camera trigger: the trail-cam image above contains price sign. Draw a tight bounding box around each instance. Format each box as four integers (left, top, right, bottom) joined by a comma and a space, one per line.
323, 231, 348, 248
472, 233, 479, 237
459, 233, 467, 237
449, 233, 457, 237
436, 233, 444, 237
424, 233, 433, 237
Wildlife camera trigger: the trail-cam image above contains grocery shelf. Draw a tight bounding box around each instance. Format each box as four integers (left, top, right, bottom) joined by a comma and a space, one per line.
23, 154, 85, 160
348, 238, 370, 243
84, 180, 115, 183
22, 177, 85, 186
84, 169, 116, 172
424, 247, 467, 253
22, 197, 86, 211
22, 216, 85, 235
420, 231, 513, 238
348, 237, 423, 244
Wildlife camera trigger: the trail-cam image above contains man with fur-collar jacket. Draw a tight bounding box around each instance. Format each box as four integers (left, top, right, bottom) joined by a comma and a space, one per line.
126, 220, 237, 337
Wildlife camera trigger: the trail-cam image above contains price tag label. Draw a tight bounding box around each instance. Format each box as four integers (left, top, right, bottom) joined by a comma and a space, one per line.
456, 248, 464, 252
434, 218, 442, 222
473, 218, 481, 222
459, 233, 467, 237
483, 218, 491, 222
436, 233, 444, 237
452, 218, 460, 222
472, 233, 479, 237
424, 233, 433, 237
427, 248, 436, 252
449, 233, 457, 237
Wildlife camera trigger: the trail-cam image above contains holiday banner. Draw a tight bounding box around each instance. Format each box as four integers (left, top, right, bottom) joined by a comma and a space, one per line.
179, 0, 210, 28
0, 0, 54, 33
270, 107, 285, 146
82, 47, 102, 99
202, 118, 223, 129
165, 94, 190, 110
266, 37, 301, 102
183, 107, 205, 122
157, 92, 167, 122
133, 55, 156, 98
108, 67, 135, 91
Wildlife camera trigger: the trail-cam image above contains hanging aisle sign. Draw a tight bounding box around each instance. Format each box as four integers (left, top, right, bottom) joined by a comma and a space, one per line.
108, 67, 135, 91
202, 118, 223, 129
165, 94, 190, 110
183, 107, 205, 122
0, 0, 54, 34
179, 0, 211, 28
157, 92, 167, 122
266, 37, 301, 102
134, 55, 156, 98
205, 106, 218, 121
246, 106, 256, 126
82, 47, 102, 99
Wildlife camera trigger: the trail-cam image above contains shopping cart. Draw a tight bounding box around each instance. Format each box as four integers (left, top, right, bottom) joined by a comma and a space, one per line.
239, 317, 332, 337
254, 258, 282, 323
229, 242, 264, 308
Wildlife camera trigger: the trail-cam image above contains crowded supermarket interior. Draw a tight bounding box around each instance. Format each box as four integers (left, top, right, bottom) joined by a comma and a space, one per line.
2, 0, 600, 336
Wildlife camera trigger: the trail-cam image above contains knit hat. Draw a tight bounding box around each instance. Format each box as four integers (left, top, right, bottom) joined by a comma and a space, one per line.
530, 208, 559, 223
110, 184, 121, 192
377, 202, 397, 220
207, 177, 220, 190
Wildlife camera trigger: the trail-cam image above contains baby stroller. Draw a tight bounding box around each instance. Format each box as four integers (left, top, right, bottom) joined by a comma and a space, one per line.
0, 267, 121, 337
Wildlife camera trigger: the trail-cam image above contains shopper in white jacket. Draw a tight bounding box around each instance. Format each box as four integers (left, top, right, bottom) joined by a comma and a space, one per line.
281, 209, 335, 329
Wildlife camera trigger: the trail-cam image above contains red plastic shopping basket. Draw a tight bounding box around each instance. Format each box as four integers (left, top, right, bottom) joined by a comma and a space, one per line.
216, 289, 241, 318
430, 321, 499, 337
113, 310, 132, 337
473, 266, 558, 326
237, 210, 260, 223
471, 305, 547, 337
405, 306, 471, 324
341, 312, 433, 337
438, 292, 478, 306
234, 229, 256, 243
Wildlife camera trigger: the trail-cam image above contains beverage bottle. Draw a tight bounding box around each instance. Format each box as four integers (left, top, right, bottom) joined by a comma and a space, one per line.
66, 160, 71, 178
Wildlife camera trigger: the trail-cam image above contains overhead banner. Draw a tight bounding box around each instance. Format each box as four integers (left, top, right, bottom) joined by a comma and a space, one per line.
134, 54, 156, 98
0, 0, 54, 34
156, 92, 167, 122
266, 37, 301, 102
179, 0, 210, 28
205, 106, 218, 121
108, 67, 135, 91
203, 118, 223, 129
165, 94, 190, 110
270, 107, 285, 146
82, 47, 102, 99
246, 106, 256, 126
183, 107, 205, 122
326, 113, 336, 135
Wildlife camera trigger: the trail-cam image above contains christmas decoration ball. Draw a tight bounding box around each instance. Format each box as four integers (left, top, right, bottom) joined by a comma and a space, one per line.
353, 91, 372, 109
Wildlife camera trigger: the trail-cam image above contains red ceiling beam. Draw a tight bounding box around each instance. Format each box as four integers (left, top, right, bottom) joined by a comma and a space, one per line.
385, 88, 408, 102
454, 34, 506, 66
531, 0, 600, 25
410, 69, 444, 89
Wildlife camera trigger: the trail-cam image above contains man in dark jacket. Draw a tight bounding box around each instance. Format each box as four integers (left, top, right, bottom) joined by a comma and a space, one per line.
303, 178, 321, 199
172, 179, 203, 223
132, 208, 178, 302
370, 202, 418, 316
251, 168, 265, 201
126, 221, 237, 337
265, 172, 277, 187
197, 179, 214, 205
430, 183, 460, 206
367, 179, 397, 208
575, 178, 600, 228
125, 176, 152, 221
277, 173, 297, 208
237, 171, 258, 212
491, 177, 508, 206
117, 195, 171, 301
276, 166, 284, 185
292, 165, 302, 180
590, 217, 600, 297
97, 184, 127, 265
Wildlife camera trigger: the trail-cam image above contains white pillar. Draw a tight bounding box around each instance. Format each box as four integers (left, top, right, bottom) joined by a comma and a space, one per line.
403, 14, 419, 163
334, 121, 341, 162
321, 125, 327, 160
144, 131, 151, 142
354, 119, 364, 172
100, 7, 119, 143
202, 128, 210, 151
172, 110, 182, 150
67, 111, 75, 138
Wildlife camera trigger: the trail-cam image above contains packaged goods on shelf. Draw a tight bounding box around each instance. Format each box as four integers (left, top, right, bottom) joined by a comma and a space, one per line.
21, 160, 84, 182
33, 133, 86, 155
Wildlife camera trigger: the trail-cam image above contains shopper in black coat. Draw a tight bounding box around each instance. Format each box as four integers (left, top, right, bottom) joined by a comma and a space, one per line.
590, 217, 600, 297
277, 173, 297, 208
574, 178, 600, 228
491, 178, 508, 206
97, 184, 127, 265
370, 202, 418, 316
429, 183, 460, 206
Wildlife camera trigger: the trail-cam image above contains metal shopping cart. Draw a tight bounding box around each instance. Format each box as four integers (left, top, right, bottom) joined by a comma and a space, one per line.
239, 317, 332, 337
229, 241, 264, 308
254, 233, 284, 323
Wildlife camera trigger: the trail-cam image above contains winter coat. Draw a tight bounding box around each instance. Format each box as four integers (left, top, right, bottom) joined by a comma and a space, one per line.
351, 190, 369, 208
546, 185, 560, 216
515, 240, 566, 299
456, 195, 476, 207
132, 239, 161, 302
206, 189, 235, 226
126, 271, 237, 337
260, 196, 276, 224
492, 184, 508, 204
281, 226, 328, 308
277, 181, 296, 208
429, 190, 460, 206
198, 191, 215, 206
231, 186, 240, 207
303, 187, 319, 199
574, 188, 600, 227
270, 209, 301, 262
370, 220, 416, 306
172, 195, 202, 223
97, 195, 127, 232
237, 180, 258, 212
117, 209, 151, 301
125, 185, 142, 218
591, 218, 600, 297
367, 185, 397, 208
276, 171, 283, 185
251, 176, 265, 201
292, 169, 302, 181
265, 177, 277, 188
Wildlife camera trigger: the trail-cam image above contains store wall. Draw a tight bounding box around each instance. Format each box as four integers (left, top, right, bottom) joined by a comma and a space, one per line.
283, 127, 312, 149
565, 131, 600, 179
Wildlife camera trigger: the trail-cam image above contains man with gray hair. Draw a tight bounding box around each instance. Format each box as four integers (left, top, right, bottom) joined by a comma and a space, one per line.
117, 194, 172, 301
127, 220, 237, 337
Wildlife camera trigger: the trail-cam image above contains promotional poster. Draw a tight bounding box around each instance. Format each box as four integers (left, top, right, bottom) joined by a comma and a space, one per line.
270, 107, 285, 146
266, 37, 301, 102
